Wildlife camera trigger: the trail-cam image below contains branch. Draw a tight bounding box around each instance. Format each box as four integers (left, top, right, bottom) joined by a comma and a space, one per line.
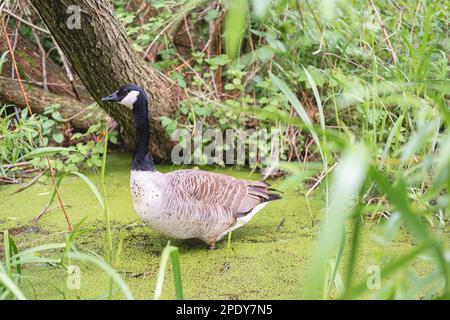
2, 7, 51, 34
369, 0, 398, 65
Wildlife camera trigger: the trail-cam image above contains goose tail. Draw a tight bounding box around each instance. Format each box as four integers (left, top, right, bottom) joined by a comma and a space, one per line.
267, 190, 283, 201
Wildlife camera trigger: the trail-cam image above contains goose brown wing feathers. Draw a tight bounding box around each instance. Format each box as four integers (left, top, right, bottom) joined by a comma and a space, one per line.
164, 170, 272, 216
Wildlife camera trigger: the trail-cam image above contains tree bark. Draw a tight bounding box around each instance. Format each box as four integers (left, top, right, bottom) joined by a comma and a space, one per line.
0, 78, 108, 130
30, 0, 184, 160
0, 32, 86, 99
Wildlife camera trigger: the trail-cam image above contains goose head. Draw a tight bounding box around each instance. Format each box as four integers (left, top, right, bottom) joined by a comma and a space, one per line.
102, 84, 154, 171
102, 84, 148, 112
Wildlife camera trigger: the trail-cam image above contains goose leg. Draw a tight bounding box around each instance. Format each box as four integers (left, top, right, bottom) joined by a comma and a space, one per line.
208, 240, 217, 250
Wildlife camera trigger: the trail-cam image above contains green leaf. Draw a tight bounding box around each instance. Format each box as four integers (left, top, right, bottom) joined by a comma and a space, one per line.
251, 0, 271, 21
224, 83, 235, 91
160, 116, 172, 128
303, 66, 325, 133
194, 105, 208, 116
69, 172, 105, 209
109, 135, 118, 145
224, 0, 249, 60
52, 133, 64, 144
0, 264, 26, 300
269, 72, 326, 166
12, 243, 66, 263
233, 78, 242, 86
370, 168, 450, 293
342, 241, 434, 299
26, 147, 75, 159
68, 252, 134, 300
205, 9, 219, 22
154, 241, 184, 300
305, 144, 369, 299
51, 112, 63, 122
206, 54, 230, 66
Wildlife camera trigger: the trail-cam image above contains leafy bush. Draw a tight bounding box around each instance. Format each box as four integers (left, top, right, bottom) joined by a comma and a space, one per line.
0, 103, 119, 179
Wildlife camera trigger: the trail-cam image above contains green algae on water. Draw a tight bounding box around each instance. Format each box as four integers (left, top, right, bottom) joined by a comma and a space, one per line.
0, 154, 448, 299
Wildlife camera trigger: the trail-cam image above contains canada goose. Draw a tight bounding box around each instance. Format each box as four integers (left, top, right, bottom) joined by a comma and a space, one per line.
102, 84, 281, 249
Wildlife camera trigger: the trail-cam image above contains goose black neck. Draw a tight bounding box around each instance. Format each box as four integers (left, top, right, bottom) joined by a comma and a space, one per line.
132, 97, 155, 172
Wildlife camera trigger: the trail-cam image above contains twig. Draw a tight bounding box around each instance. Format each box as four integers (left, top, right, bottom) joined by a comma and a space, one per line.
303, 137, 314, 164
143, 0, 204, 59
0, 178, 20, 185
183, 16, 194, 50
2, 8, 51, 34
26, 15, 48, 91
202, 1, 221, 56
25, 3, 82, 100
175, 51, 216, 97
1, 161, 31, 169
295, 0, 306, 30
60, 107, 90, 123
0, 75, 82, 88
6, 3, 75, 96
306, 162, 337, 198
10, 171, 46, 196
143, 16, 179, 59
1, 15, 72, 231
11, 18, 20, 79
313, 31, 325, 55
368, 0, 398, 65
54, 41, 81, 100
34, 204, 73, 223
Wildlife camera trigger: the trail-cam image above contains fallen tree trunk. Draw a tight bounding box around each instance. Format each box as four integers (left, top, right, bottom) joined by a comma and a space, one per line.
0, 25, 87, 99
0, 78, 108, 129
30, 0, 184, 160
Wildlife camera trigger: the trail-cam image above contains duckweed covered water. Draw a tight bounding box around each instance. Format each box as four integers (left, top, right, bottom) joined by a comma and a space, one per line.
0, 154, 448, 299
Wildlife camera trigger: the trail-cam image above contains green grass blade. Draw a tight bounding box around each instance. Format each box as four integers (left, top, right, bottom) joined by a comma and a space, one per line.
342, 241, 433, 299
270, 72, 325, 165
370, 168, 450, 294
0, 51, 9, 74
380, 115, 403, 168
7, 234, 21, 277
68, 252, 134, 300
344, 215, 362, 292
0, 263, 26, 300
69, 172, 105, 209
3, 230, 12, 276
305, 144, 369, 299
11, 243, 66, 262
40, 174, 64, 213
303, 66, 325, 133
225, 0, 249, 60
154, 242, 184, 300
170, 248, 184, 300
25, 147, 75, 159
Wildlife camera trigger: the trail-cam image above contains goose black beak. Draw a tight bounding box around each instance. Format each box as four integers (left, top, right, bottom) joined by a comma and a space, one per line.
102, 91, 119, 103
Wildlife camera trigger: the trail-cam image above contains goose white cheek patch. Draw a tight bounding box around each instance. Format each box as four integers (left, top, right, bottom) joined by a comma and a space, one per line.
120, 90, 140, 108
